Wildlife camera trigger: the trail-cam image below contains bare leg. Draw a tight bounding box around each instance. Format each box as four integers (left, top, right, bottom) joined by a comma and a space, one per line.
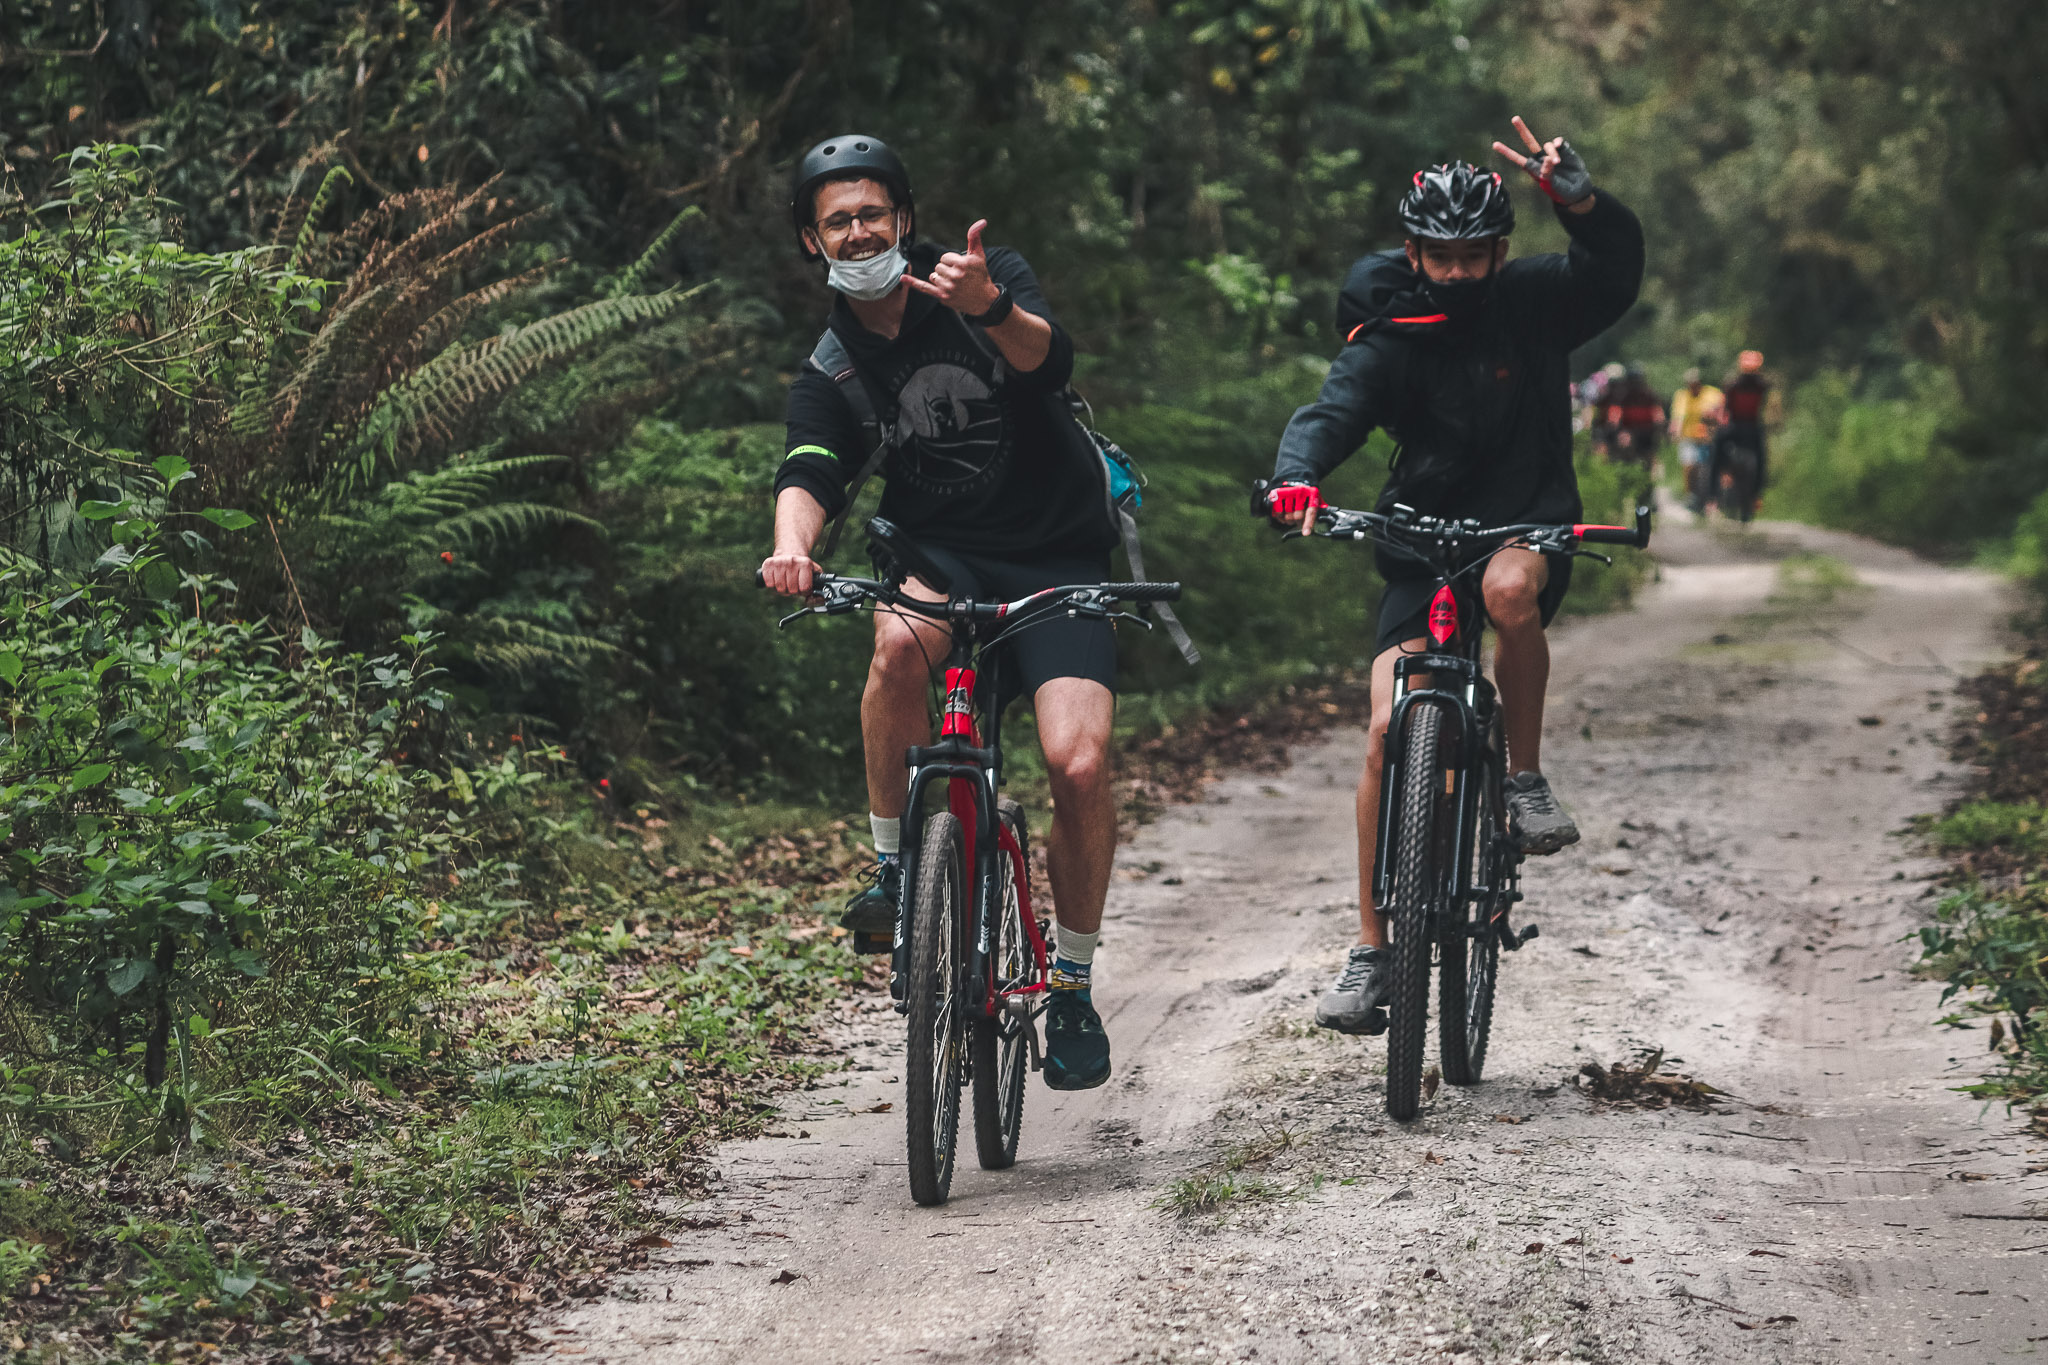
1483, 547, 1552, 776
1034, 677, 1116, 935
1354, 639, 1426, 949
860, 580, 950, 820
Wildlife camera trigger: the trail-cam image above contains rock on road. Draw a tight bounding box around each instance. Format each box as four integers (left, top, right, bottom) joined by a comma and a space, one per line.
536, 514, 2045, 1364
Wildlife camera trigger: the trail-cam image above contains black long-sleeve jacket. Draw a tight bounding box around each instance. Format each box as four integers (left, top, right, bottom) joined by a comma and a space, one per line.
1272, 190, 1644, 531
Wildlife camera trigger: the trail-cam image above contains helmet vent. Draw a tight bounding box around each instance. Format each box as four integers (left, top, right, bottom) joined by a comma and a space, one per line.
854, 141, 870, 151
823, 144, 838, 155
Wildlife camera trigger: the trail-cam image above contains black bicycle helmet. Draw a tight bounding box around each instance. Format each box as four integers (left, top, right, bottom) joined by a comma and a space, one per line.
790, 134, 914, 261
1398, 161, 1515, 241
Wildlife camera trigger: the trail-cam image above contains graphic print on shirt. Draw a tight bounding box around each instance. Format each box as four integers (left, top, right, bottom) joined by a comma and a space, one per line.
885, 342, 1010, 498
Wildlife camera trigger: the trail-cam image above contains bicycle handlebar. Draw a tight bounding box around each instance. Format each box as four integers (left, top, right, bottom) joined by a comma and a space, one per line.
1248, 478, 1652, 551
754, 569, 1180, 622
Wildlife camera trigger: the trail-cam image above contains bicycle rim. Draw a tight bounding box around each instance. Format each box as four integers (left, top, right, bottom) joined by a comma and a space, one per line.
1386, 702, 1446, 1122
905, 812, 965, 1206
1444, 721, 1504, 1084
972, 800, 1030, 1170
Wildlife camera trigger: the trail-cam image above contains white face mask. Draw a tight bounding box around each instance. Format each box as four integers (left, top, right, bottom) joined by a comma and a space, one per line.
825, 239, 907, 301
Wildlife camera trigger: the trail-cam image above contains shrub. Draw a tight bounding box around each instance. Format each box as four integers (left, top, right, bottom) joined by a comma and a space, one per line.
0, 501, 467, 1150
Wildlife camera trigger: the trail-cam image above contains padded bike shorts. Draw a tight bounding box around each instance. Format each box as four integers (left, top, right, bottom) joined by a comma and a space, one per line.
908, 545, 1118, 707
1373, 551, 1572, 660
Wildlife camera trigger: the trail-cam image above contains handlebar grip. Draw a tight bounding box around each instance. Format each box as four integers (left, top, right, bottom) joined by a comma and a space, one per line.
1575, 505, 1653, 548
754, 569, 767, 588
1249, 477, 1272, 519
1114, 582, 1183, 603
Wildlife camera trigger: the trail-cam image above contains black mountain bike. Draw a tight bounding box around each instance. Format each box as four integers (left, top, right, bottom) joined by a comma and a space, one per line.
766, 518, 1181, 1204
1252, 483, 1651, 1120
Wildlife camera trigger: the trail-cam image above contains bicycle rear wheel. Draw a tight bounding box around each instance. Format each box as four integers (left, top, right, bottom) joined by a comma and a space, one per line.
905, 811, 967, 1206
1385, 702, 1449, 1122
1439, 715, 1505, 1085
971, 799, 1031, 1170
1718, 446, 1758, 522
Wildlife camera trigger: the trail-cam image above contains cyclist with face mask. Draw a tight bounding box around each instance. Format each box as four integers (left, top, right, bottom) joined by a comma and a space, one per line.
761, 135, 1129, 1092
1262, 117, 1645, 1035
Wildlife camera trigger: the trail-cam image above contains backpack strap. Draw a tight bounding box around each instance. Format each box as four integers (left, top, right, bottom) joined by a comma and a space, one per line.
1115, 504, 1201, 665
810, 328, 894, 562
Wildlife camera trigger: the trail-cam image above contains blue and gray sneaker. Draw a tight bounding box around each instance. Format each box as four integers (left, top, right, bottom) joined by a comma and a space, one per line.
1042, 967, 1112, 1091
840, 858, 901, 954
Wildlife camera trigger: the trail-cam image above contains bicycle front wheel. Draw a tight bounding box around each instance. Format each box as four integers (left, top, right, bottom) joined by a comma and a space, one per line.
971, 799, 1031, 1170
1385, 701, 1449, 1122
1440, 714, 1506, 1085
905, 811, 967, 1206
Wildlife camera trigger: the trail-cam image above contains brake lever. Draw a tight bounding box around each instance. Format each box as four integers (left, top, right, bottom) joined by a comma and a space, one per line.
1569, 548, 1615, 567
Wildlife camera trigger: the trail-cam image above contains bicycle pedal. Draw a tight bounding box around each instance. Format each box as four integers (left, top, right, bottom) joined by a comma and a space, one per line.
1518, 924, 1540, 944
850, 930, 892, 956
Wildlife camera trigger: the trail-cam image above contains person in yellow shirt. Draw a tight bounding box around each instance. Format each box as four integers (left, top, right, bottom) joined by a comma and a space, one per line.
1668, 367, 1723, 513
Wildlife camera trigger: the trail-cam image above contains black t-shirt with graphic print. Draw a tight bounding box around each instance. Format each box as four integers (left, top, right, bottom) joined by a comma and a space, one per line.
775, 243, 1117, 563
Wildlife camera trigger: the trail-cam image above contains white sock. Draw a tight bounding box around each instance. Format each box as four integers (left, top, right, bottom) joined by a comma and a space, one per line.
870, 813, 900, 858
1053, 924, 1098, 967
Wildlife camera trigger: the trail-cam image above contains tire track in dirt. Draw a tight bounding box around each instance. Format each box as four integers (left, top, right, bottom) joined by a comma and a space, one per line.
534, 513, 2041, 1364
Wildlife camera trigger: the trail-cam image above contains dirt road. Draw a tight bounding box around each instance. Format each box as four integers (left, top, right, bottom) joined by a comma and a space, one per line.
539, 514, 2045, 1364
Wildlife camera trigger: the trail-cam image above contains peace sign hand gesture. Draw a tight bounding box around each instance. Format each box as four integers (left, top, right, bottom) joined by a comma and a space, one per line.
1492, 116, 1594, 208
902, 219, 1003, 316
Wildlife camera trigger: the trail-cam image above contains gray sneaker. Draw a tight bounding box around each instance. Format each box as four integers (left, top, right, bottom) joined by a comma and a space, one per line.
1315, 944, 1391, 1035
1505, 771, 1580, 854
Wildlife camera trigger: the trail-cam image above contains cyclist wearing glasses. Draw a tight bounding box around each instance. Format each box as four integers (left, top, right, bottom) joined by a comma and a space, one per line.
1263, 117, 1644, 1034
760, 135, 1124, 1090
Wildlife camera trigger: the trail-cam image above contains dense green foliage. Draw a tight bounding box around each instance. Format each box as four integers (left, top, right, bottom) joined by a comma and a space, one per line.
1505, 0, 2048, 557
4, 1, 2043, 1354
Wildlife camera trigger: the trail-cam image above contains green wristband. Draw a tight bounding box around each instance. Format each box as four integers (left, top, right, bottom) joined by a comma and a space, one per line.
784, 444, 839, 463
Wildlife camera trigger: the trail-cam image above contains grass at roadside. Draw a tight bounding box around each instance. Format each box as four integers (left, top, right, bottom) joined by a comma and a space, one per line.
2, 804, 868, 1363
1917, 649, 2048, 1133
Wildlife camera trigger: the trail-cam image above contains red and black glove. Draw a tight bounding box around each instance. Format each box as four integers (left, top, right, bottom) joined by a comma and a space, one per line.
1266, 481, 1324, 524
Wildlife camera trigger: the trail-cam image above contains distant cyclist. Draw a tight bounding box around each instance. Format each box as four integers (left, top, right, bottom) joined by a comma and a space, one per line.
1605, 364, 1664, 469
1668, 367, 1724, 513
1263, 117, 1644, 1034
1711, 349, 1772, 517
760, 134, 1126, 1090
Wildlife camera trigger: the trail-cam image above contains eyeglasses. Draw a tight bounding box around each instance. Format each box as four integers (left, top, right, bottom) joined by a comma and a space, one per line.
815, 205, 896, 239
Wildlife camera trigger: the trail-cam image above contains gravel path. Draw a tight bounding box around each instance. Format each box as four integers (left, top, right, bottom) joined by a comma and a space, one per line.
535, 513, 2043, 1364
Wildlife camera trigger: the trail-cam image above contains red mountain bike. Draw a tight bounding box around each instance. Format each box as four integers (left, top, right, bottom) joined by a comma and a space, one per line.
768, 518, 1181, 1204
1252, 483, 1650, 1119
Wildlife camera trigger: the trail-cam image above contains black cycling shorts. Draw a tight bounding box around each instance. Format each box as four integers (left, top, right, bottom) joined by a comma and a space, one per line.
1374, 552, 1572, 660
908, 545, 1118, 707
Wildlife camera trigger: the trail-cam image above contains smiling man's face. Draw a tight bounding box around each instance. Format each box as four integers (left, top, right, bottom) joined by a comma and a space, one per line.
807, 178, 902, 262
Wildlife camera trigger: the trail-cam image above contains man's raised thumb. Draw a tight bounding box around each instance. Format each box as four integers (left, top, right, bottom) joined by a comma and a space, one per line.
966, 219, 988, 257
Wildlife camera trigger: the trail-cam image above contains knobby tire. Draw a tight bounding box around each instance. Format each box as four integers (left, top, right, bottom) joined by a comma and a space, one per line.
1385, 702, 1447, 1122
1440, 714, 1506, 1085
905, 812, 966, 1206
971, 799, 1031, 1170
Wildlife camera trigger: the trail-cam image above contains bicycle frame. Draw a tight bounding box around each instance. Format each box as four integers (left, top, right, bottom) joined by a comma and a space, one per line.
1372, 585, 1512, 932
895, 615, 1049, 1022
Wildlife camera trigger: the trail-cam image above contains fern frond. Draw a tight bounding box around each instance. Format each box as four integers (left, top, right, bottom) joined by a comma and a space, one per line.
286, 166, 354, 274
349, 287, 701, 472
437, 501, 600, 554
606, 205, 702, 299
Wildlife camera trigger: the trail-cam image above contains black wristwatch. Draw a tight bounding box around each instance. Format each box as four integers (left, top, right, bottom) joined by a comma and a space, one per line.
966, 284, 1014, 328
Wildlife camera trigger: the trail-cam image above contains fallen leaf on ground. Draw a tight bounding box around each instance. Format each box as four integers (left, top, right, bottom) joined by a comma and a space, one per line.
1574, 1048, 1726, 1111
1523, 1242, 1545, 1255
628, 1234, 672, 1250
